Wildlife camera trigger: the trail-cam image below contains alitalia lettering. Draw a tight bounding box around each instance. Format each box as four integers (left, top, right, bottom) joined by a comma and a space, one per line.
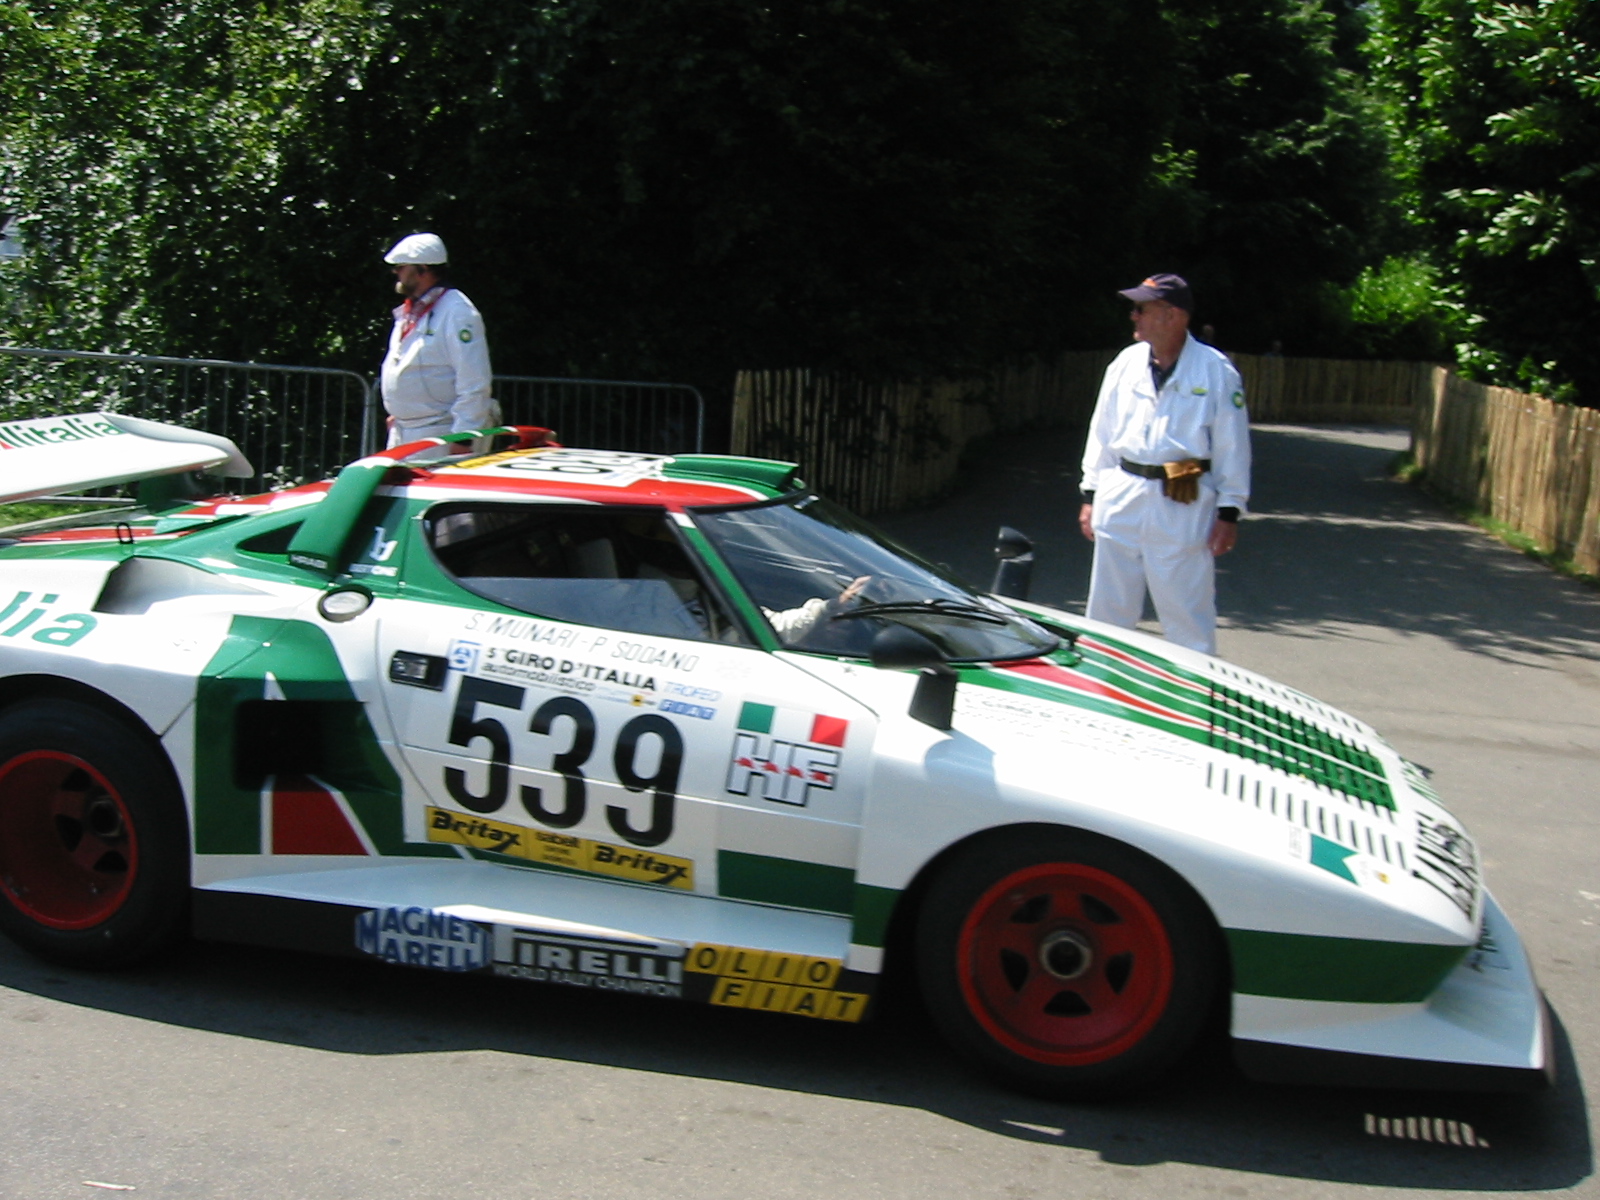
0, 413, 121, 450
0, 591, 97, 646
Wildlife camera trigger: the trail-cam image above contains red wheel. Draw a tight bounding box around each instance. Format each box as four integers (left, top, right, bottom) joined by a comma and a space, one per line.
956, 862, 1175, 1066
918, 830, 1220, 1096
0, 751, 139, 928
0, 699, 189, 967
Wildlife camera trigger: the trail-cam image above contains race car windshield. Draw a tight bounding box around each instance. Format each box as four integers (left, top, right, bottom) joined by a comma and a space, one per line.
693, 495, 1058, 662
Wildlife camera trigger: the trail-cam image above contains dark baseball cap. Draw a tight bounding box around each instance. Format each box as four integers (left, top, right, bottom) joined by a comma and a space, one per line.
1118, 273, 1193, 313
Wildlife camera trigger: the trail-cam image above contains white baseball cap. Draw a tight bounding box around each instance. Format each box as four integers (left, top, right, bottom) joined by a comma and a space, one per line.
384, 232, 448, 265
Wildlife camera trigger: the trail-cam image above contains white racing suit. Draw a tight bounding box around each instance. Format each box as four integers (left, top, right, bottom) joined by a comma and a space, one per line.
1080, 334, 1250, 655
381, 286, 498, 447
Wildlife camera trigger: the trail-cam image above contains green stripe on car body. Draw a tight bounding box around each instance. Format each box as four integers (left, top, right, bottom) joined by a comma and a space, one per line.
1072, 630, 1394, 808
1227, 928, 1466, 1003
717, 850, 854, 914
972, 653, 1393, 809
850, 883, 900, 948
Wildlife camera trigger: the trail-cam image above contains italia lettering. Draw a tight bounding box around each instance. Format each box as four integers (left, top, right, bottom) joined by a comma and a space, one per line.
0, 591, 98, 647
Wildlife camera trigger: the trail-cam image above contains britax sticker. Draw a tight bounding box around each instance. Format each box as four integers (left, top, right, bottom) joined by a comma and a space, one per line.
354, 906, 489, 971
425, 807, 694, 888
725, 701, 845, 807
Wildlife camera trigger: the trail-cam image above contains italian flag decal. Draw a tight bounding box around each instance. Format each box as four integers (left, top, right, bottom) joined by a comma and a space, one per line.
973, 631, 1394, 809
725, 702, 847, 807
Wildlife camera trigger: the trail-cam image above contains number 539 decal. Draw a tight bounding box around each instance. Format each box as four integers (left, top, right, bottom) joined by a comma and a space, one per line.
443, 677, 684, 848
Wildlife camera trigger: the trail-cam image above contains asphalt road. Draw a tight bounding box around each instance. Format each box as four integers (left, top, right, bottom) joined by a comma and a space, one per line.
1, 424, 1595, 1198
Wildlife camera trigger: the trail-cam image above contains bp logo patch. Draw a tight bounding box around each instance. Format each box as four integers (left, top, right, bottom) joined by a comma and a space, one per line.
1232, 390, 1246, 408
726, 701, 847, 807
459, 328, 474, 343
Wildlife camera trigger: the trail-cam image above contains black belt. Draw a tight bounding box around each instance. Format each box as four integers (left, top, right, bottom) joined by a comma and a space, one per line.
1121, 457, 1210, 479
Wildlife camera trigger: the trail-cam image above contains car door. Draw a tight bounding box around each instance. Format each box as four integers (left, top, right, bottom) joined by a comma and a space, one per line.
372, 499, 875, 909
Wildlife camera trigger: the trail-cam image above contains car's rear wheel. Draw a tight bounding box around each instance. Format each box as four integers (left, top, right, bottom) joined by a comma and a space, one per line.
0, 699, 189, 967
916, 829, 1220, 1096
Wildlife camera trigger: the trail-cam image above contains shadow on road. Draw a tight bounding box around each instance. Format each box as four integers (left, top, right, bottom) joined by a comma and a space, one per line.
1225, 427, 1600, 668
879, 423, 1600, 672
0, 936, 1588, 1191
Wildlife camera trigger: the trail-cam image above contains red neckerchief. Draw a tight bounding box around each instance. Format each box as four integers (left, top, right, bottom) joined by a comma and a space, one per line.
395, 284, 450, 341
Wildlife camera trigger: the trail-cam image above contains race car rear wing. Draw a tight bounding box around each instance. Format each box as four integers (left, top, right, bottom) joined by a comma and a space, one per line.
0, 412, 254, 504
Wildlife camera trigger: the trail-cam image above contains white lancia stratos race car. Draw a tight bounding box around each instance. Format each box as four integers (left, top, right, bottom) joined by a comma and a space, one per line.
0, 413, 1551, 1095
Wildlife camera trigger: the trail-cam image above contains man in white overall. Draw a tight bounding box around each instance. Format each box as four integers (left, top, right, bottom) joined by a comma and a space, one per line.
380, 233, 497, 449
1077, 274, 1250, 656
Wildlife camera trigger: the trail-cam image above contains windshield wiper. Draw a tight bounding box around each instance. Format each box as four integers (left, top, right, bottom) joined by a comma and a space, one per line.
832, 598, 1010, 625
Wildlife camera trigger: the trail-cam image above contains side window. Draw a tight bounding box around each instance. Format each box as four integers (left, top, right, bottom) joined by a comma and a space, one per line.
427, 503, 743, 643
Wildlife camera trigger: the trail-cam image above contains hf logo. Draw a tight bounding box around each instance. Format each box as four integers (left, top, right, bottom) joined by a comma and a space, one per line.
725, 701, 848, 807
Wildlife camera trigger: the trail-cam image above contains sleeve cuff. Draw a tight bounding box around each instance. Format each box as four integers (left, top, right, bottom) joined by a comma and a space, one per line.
1217, 507, 1240, 523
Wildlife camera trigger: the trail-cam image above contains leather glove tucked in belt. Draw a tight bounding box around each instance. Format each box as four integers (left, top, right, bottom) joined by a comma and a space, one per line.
1161, 458, 1204, 504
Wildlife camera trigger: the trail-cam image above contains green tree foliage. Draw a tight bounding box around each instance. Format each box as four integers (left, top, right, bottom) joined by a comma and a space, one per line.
0, 0, 1396, 405
0, 2, 389, 360
1133, 0, 1394, 354
1, 0, 1166, 391
1371, 0, 1600, 400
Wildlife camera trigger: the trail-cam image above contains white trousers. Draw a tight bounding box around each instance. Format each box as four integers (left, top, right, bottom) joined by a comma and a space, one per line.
1086, 471, 1218, 655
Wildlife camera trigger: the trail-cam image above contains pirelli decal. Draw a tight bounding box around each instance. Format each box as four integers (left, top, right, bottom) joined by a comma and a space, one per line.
687, 942, 870, 1022
426, 806, 693, 889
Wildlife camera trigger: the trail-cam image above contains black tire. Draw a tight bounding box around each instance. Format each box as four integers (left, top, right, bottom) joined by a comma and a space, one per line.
916, 828, 1221, 1097
0, 698, 189, 967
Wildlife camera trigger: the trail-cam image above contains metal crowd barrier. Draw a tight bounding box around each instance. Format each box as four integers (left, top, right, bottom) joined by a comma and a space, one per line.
0, 347, 708, 493
493, 375, 705, 455
0, 346, 374, 491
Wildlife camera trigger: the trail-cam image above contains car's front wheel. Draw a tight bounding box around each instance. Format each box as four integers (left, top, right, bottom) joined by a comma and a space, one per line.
916, 829, 1221, 1096
0, 699, 189, 967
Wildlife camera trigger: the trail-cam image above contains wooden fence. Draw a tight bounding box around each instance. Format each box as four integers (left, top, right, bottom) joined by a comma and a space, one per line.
731, 350, 1115, 514
1414, 370, 1600, 576
733, 348, 1441, 514
1232, 354, 1433, 424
